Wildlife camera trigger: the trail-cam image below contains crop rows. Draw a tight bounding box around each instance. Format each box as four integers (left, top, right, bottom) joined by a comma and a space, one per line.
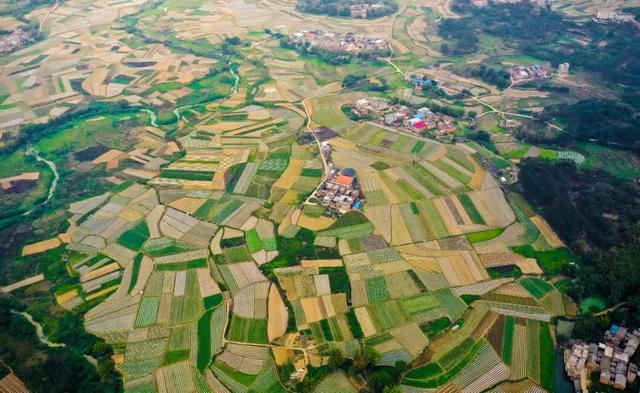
135, 297, 160, 327
527, 319, 540, 382
233, 163, 258, 195
483, 301, 551, 322
249, 361, 278, 393
214, 200, 244, 224
367, 247, 402, 264
118, 358, 161, 380
401, 293, 440, 314
211, 364, 247, 393
125, 338, 168, 362
368, 301, 407, 331
366, 276, 391, 303
318, 222, 374, 240
511, 323, 528, 379
433, 289, 467, 322
379, 348, 413, 366
451, 342, 501, 389
519, 277, 554, 299
227, 316, 268, 344
211, 303, 227, 355
507, 198, 540, 243
501, 316, 515, 365
399, 203, 428, 243
558, 151, 586, 165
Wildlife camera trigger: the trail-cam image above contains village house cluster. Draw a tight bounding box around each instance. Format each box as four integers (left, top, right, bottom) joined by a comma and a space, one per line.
302, 127, 364, 213
558, 62, 570, 74
406, 73, 438, 93
594, 10, 635, 22
291, 30, 388, 54
0, 29, 34, 55
507, 63, 552, 84
473, 0, 547, 6
565, 325, 640, 392
499, 118, 522, 129
349, 3, 384, 18
314, 165, 363, 212
352, 97, 456, 137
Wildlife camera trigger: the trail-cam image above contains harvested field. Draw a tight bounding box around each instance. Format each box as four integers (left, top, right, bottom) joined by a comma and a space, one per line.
21, 238, 61, 256
301, 259, 343, 268
1, 274, 45, 293
530, 216, 564, 248
354, 307, 377, 337
390, 204, 413, 246
364, 205, 391, 243
267, 284, 288, 342
301, 297, 323, 323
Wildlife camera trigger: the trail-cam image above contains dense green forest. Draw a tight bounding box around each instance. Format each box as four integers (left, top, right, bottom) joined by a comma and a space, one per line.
518, 158, 640, 306
0, 0, 57, 23
442, 0, 640, 88
0, 297, 122, 392
295, 0, 398, 18
539, 99, 640, 152
438, 0, 640, 150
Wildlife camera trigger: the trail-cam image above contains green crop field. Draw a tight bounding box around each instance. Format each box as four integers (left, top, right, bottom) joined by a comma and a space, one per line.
433, 160, 471, 184
519, 277, 554, 299
136, 297, 160, 327
458, 194, 486, 225
539, 323, 555, 390
501, 316, 515, 365
401, 293, 440, 314
224, 246, 251, 263
117, 221, 150, 251
155, 258, 208, 271
433, 289, 467, 321
511, 245, 579, 274
466, 228, 505, 243
197, 309, 213, 371
214, 199, 243, 224
159, 169, 215, 181
366, 276, 391, 303
128, 253, 144, 294
227, 316, 268, 344
404, 165, 448, 197
245, 229, 263, 253
404, 340, 485, 388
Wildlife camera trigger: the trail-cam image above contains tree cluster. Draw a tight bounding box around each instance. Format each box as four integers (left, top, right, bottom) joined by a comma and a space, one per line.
469, 64, 511, 89
438, 0, 640, 113
342, 74, 388, 91
0, 0, 57, 23
295, 0, 398, 18
0, 297, 122, 393
518, 158, 640, 305
539, 99, 640, 152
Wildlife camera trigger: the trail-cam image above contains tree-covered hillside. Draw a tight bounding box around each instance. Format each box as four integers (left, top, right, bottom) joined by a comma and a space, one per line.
296, 0, 398, 18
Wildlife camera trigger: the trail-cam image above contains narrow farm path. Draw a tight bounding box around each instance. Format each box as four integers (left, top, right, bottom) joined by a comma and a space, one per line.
39, 0, 59, 33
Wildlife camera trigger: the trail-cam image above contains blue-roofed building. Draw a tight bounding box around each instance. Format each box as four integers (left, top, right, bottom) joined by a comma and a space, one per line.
342, 168, 356, 177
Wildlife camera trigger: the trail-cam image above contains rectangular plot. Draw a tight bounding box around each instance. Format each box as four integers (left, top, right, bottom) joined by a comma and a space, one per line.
174, 271, 187, 297
526, 319, 540, 383
417, 200, 449, 239
366, 276, 391, 303
135, 297, 160, 328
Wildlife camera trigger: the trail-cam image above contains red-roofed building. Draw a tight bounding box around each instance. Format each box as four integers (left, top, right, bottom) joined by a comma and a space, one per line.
412, 120, 426, 132
336, 175, 354, 187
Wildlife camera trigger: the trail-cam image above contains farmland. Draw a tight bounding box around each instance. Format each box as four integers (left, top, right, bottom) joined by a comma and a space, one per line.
0, 0, 595, 391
